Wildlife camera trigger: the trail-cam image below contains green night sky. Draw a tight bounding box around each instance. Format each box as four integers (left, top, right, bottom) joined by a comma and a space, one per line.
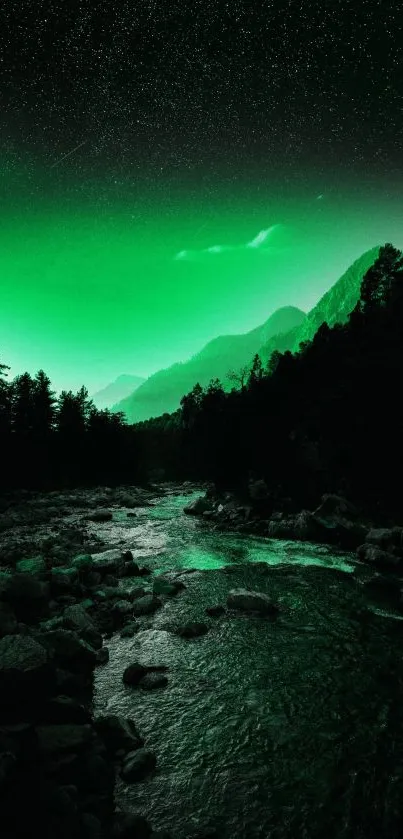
1, 161, 403, 395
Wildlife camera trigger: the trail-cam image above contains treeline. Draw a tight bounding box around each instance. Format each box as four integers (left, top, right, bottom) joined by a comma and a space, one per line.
0, 371, 141, 488
138, 243, 403, 520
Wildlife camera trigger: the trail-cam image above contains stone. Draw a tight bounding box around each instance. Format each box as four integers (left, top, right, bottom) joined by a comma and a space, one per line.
88, 511, 113, 522
4, 573, 50, 623
37, 629, 97, 674
120, 748, 156, 783
63, 604, 95, 632
313, 494, 359, 520
131, 595, 162, 616
366, 528, 403, 549
184, 496, 213, 516
15, 556, 47, 575
0, 634, 54, 713
95, 647, 109, 665
90, 549, 124, 576
94, 715, 144, 755
70, 554, 94, 572
205, 605, 225, 617
153, 576, 185, 596
227, 588, 280, 615
35, 723, 93, 754
176, 622, 209, 639
139, 672, 168, 690
41, 695, 92, 724
50, 567, 80, 596
0, 602, 17, 637
357, 544, 401, 569
120, 622, 139, 638
111, 812, 152, 839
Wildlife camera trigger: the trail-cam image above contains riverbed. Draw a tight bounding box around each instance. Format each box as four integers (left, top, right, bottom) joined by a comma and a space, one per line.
87, 487, 403, 839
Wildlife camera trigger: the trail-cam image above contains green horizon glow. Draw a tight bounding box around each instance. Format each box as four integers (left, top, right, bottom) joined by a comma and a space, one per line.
1, 158, 403, 395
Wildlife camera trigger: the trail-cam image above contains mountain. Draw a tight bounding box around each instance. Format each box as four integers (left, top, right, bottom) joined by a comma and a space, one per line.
91, 374, 145, 410
258, 246, 381, 364
113, 306, 306, 422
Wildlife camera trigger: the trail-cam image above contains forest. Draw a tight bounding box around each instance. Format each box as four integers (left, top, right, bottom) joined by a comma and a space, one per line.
1, 243, 402, 521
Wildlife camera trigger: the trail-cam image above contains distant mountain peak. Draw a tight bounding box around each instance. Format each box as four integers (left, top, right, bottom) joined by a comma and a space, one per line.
92, 374, 145, 410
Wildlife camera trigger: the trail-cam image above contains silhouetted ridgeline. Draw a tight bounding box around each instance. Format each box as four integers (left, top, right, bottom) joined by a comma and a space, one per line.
135, 243, 403, 520
1, 243, 402, 521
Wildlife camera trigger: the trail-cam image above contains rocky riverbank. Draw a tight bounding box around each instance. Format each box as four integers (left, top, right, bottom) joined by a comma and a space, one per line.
0, 483, 200, 839
184, 486, 403, 572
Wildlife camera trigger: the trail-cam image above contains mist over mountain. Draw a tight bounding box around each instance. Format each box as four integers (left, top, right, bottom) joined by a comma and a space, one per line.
91, 374, 145, 410
113, 307, 305, 422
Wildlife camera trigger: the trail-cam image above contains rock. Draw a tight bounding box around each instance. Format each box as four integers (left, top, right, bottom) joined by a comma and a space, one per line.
357, 544, 401, 569
366, 528, 403, 550
41, 695, 92, 724
152, 576, 185, 596
120, 622, 139, 638
3, 573, 50, 623
248, 479, 270, 501
311, 514, 367, 549
184, 496, 213, 516
120, 748, 156, 783
0, 602, 17, 637
63, 604, 95, 632
139, 672, 168, 690
94, 715, 144, 756
314, 494, 359, 520
363, 575, 403, 609
205, 605, 225, 617
15, 556, 47, 575
112, 600, 133, 617
35, 723, 93, 754
0, 634, 54, 714
95, 647, 109, 665
50, 567, 80, 596
150, 832, 173, 839
176, 622, 209, 639
88, 511, 113, 522
131, 595, 162, 616
123, 663, 168, 686
227, 588, 280, 615
37, 629, 97, 674
90, 549, 124, 576
122, 560, 141, 577
70, 554, 94, 572
111, 812, 153, 839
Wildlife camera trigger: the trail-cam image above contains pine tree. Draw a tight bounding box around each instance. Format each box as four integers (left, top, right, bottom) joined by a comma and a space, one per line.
248, 354, 263, 388
32, 370, 57, 434
11, 372, 35, 434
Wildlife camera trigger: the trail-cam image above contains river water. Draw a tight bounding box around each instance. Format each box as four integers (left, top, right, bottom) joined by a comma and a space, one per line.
93, 487, 403, 839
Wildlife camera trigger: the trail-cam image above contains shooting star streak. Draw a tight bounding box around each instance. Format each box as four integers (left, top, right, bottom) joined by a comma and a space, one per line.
50, 141, 87, 169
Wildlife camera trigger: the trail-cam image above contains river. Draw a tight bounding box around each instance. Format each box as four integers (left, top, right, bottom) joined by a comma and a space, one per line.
92, 486, 403, 839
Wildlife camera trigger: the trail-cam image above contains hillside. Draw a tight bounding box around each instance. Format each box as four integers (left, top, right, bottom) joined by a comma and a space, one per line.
114, 307, 305, 422
91, 374, 145, 410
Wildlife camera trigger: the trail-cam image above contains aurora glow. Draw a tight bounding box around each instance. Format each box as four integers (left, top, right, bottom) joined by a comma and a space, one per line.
1, 1, 403, 395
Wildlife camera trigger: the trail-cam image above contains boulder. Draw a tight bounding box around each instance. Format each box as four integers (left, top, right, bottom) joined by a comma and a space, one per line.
88, 511, 113, 522
227, 589, 279, 615
357, 544, 401, 570
313, 494, 359, 520
0, 634, 55, 715
50, 567, 80, 597
37, 629, 97, 674
184, 497, 213, 516
95, 647, 109, 665
120, 622, 139, 638
111, 812, 152, 839
3, 573, 50, 623
94, 715, 144, 756
139, 672, 168, 690
70, 554, 94, 572
205, 605, 225, 617
0, 602, 17, 637
63, 604, 95, 633
41, 695, 92, 725
131, 595, 162, 616
366, 528, 403, 550
35, 723, 93, 754
120, 748, 156, 783
15, 556, 47, 576
152, 576, 185, 596
176, 622, 209, 639
90, 550, 124, 576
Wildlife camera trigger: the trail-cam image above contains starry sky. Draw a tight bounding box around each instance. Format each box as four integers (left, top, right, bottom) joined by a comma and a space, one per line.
1, 0, 403, 393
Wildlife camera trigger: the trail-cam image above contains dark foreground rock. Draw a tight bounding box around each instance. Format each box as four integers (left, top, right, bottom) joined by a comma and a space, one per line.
120, 748, 157, 783
227, 588, 280, 615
